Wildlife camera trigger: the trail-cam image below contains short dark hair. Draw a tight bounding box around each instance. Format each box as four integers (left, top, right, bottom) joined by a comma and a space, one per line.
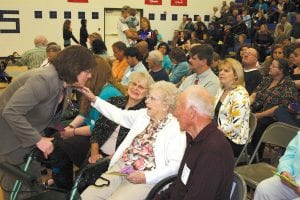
275, 58, 290, 76
189, 44, 214, 66
46, 42, 61, 52
124, 47, 143, 61
169, 47, 187, 63
281, 13, 287, 19
157, 42, 170, 54
112, 41, 127, 52
51, 45, 95, 84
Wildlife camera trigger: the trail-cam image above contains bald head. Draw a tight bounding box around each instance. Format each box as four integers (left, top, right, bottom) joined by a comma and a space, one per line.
242, 48, 258, 69
34, 35, 48, 47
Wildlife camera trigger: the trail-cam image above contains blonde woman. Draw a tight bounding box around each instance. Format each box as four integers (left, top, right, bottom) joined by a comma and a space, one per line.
214, 58, 250, 157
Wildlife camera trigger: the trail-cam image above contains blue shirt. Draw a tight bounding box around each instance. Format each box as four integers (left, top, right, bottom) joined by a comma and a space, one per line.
169, 61, 190, 84
162, 55, 172, 72
278, 132, 300, 185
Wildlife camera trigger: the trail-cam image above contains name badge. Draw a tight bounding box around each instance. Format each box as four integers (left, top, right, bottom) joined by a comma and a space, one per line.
181, 163, 190, 185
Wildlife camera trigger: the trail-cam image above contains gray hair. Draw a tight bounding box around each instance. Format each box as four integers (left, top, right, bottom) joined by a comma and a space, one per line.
34, 35, 48, 47
150, 81, 180, 113
185, 85, 214, 118
148, 50, 163, 65
46, 43, 61, 53
128, 71, 154, 89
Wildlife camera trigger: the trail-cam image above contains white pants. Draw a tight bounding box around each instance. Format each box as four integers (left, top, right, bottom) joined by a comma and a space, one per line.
81, 162, 153, 200
254, 176, 300, 200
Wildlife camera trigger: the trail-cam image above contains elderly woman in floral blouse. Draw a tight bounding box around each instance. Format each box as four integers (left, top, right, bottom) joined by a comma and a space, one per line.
79, 81, 186, 200
214, 58, 250, 157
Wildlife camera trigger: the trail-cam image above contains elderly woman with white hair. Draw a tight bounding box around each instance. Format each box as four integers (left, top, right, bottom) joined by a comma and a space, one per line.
79, 81, 186, 200
214, 58, 250, 157
147, 50, 169, 81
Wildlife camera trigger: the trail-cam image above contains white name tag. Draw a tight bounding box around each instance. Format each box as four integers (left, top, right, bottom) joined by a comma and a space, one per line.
181, 163, 190, 185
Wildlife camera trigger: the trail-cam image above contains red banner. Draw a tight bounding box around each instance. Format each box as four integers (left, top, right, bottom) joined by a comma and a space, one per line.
171, 0, 187, 6
68, 0, 88, 3
145, 0, 162, 5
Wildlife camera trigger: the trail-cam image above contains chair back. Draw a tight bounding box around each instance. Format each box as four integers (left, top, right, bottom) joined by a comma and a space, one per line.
249, 122, 299, 164
234, 113, 257, 166
230, 172, 247, 200
145, 175, 177, 200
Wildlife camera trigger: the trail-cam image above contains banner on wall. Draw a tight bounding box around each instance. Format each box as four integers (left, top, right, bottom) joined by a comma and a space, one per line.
145, 0, 162, 5
68, 0, 88, 3
171, 0, 187, 6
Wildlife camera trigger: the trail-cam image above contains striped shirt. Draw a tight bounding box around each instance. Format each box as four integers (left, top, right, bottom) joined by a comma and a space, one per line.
18, 46, 47, 69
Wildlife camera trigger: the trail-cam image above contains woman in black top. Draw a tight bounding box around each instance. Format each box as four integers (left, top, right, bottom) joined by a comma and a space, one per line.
80, 19, 89, 48
88, 71, 154, 163
63, 19, 79, 47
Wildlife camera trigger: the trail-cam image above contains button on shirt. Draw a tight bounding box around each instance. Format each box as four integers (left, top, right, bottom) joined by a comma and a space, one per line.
179, 68, 220, 96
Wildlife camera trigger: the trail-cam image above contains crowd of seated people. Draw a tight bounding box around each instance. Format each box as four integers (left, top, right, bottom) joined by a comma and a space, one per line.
2, 0, 300, 199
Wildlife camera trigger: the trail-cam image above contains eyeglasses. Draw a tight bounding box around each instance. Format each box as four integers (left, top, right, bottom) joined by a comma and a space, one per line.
146, 95, 163, 102
128, 81, 148, 91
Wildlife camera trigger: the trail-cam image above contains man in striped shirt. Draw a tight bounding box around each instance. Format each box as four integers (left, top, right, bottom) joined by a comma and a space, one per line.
16, 35, 48, 69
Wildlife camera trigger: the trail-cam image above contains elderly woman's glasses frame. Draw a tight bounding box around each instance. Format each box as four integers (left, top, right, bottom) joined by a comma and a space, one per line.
128, 81, 148, 91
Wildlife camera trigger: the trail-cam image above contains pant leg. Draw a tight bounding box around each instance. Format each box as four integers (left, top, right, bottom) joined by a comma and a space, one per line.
80, 162, 124, 200
0, 147, 41, 200
49, 135, 74, 190
254, 176, 299, 200
108, 179, 153, 200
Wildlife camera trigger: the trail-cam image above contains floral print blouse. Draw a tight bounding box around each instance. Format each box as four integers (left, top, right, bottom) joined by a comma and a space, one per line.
214, 85, 250, 145
253, 76, 299, 112
121, 116, 170, 171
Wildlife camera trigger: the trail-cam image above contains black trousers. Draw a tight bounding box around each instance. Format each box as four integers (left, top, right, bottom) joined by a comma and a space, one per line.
49, 134, 90, 190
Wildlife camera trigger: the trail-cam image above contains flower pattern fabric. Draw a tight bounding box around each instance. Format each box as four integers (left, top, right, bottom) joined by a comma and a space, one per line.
121, 116, 170, 171
214, 85, 250, 145
254, 76, 299, 111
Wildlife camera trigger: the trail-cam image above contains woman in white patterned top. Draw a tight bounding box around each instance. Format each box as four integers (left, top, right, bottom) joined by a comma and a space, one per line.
79, 81, 186, 200
214, 58, 250, 157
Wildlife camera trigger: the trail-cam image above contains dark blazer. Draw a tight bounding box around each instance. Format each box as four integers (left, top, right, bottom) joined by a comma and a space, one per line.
0, 64, 71, 155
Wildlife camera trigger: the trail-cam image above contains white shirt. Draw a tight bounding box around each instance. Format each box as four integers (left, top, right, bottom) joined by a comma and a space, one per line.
91, 97, 186, 184
117, 18, 130, 47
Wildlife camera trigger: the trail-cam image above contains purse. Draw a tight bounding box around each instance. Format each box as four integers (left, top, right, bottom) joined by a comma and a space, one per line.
76, 158, 110, 194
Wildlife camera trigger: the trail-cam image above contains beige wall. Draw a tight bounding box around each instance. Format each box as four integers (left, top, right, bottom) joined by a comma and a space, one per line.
0, 0, 231, 56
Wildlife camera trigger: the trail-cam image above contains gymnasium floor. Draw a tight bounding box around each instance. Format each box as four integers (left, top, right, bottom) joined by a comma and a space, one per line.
0, 65, 28, 92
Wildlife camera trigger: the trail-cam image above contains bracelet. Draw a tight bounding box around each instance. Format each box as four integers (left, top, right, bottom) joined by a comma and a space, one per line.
73, 128, 76, 136
68, 124, 75, 128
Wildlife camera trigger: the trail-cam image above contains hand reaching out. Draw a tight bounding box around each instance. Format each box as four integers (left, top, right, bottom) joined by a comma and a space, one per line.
77, 87, 97, 103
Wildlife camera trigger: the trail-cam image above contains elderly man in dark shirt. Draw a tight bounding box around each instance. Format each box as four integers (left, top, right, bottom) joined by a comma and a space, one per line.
155, 85, 234, 200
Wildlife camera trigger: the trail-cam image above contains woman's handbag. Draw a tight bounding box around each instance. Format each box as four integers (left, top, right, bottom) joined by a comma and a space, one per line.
76, 157, 110, 194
